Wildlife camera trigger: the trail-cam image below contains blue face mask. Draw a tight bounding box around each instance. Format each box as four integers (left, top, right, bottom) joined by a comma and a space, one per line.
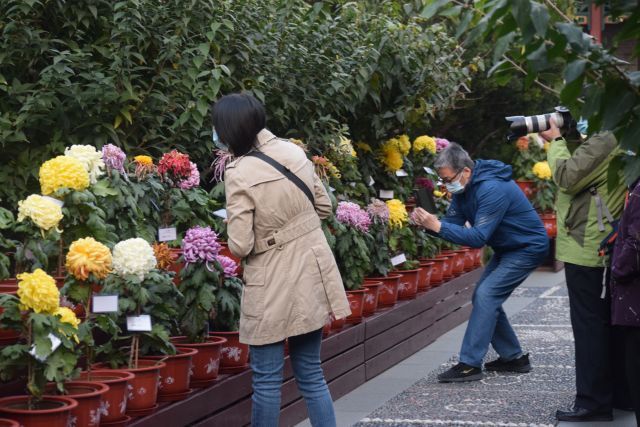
576, 118, 588, 136
445, 176, 465, 194
211, 129, 227, 150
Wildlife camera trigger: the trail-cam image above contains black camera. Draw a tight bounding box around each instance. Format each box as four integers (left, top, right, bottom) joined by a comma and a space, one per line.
505, 106, 574, 141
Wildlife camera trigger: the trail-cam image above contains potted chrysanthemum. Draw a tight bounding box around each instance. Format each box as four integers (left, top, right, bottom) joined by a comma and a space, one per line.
364, 199, 400, 308
0, 269, 83, 427
333, 202, 373, 324
95, 238, 184, 416
386, 199, 421, 300
532, 161, 557, 237
171, 226, 229, 386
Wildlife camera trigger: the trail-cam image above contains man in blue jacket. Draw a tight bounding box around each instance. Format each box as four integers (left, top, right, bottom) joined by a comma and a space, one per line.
414, 143, 549, 382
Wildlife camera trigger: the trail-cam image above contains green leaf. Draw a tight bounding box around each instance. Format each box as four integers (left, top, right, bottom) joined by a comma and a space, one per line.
619, 116, 640, 152
530, 2, 549, 37
421, 0, 450, 19
493, 33, 516, 64
564, 59, 587, 84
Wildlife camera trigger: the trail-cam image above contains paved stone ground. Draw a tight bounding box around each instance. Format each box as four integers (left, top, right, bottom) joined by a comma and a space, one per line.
354, 285, 573, 427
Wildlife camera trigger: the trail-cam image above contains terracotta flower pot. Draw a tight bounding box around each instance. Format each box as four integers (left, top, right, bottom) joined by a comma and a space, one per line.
362, 282, 381, 316
473, 248, 483, 267
330, 315, 346, 331
142, 347, 197, 401
441, 251, 465, 276
122, 360, 165, 417
209, 331, 249, 374
76, 369, 134, 424
435, 255, 453, 280
322, 320, 332, 337
170, 336, 227, 387
0, 396, 78, 427
0, 418, 19, 427
391, 269, 420, 300
515, 180, 537, 199
365, 274, 401, 307
539, 212, 557, 238
461, 248, 475, 272
45, 381, 109, 427
420, 258, 444, 285
345, 289, 366, 324
417, 262, 434, 291
0, 281, 18, 294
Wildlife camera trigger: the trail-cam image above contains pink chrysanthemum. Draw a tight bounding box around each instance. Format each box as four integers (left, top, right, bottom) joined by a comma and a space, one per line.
216, 255, 238, 277
179, 162, 200, 189
182, 226, 221, 265
435, 138, 450, 152
336, 201, 371, 233
366, 198, 390, 224
102, 144, 126, 173
415, 177, 434, 192
211, 150, 235, 182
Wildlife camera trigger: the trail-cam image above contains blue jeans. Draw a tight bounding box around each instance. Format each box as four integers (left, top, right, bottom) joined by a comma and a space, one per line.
459, 248, 546, 368
250, 328, 336, 427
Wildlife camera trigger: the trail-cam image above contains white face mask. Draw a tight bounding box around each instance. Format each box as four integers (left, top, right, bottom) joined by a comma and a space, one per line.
445, 176, 465, 194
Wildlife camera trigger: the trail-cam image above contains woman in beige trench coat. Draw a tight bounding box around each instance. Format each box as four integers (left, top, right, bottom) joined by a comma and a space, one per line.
212, 93, 350, 427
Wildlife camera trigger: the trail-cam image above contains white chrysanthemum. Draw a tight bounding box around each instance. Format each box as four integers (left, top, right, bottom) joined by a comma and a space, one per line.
112, 238, 157, 280
65, 145, 105, 184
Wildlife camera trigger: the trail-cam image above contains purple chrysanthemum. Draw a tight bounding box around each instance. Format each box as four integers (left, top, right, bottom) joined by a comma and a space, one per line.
336, 201, 371, 233
415, 177, 434, 192
102, 144, 126, 173
216, 255, 238, 277
211, 150, 235, 182
435, 138, 450, 152
366, 198, 390, 223
182, 226, 221, 264
179, 161, 200, 189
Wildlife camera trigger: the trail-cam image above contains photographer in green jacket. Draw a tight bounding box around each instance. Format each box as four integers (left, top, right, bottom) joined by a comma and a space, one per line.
540, 119, 626, 422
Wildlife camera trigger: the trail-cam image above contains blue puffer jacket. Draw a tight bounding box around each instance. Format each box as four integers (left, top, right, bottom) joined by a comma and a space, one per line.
438, 159, 549, 255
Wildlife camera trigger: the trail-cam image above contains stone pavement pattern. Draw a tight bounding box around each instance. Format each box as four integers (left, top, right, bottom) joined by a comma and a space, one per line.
296, 270, 636, 427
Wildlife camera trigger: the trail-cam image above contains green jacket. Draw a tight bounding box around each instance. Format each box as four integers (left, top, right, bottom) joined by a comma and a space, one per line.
547, 132, 626, 267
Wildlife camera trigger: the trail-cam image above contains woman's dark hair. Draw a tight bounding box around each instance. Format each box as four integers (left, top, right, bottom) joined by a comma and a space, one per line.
211, 92, 266, 156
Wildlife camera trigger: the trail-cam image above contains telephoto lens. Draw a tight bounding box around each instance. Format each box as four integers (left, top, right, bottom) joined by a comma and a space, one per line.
505, 106, 572, 141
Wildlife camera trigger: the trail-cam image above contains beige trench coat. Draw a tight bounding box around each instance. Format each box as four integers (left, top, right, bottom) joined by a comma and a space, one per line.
224, 129, 351, 346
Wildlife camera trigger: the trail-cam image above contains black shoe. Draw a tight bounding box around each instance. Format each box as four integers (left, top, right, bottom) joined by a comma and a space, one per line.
437, 362, 483, 383
484, 353, 532, 373
555, 407, 613, 422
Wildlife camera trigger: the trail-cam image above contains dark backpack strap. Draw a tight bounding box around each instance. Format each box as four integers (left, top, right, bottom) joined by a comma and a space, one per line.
245, 151, 315, 206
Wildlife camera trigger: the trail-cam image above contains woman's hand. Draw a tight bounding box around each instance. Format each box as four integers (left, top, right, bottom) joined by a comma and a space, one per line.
413, 207, 441, 233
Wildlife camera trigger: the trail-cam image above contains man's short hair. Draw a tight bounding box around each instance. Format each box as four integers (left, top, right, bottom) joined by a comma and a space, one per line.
434, 142, 474, 172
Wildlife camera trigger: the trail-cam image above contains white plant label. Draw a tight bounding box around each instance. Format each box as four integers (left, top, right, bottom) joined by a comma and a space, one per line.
349, 182, 357, 188
127, 315, 152, 332
41, 195, 64, 207
329, 186, 336, 192
424, 167, 436, 175
29, 333, 62, 362
92, 294, 119, 313
391, 253, 407, 266
213, 209, 227, 219
158, 227, 177, 242
379, 190, 394, 199
395, 169, 408, 177
368, 176, 375, 187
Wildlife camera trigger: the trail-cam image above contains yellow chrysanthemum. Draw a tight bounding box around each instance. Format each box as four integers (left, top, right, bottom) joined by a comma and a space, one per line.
17, 195, 63, 231
380, 144, 404, 172
434, 190, 444, 198
134, 155, 153, 166
17, 269, 60, 314
532, 161, 552, 180
39, 155, 90, 196
66, 237, 113, 281
413, 135, 436, 154
543, 142, 550, 152
339, 136, 357, 158
356, 142, 372, 153
54, 307, 80, 329
396, 135, 411, 156
64, 145, 105, 184
386, 199, 408, 229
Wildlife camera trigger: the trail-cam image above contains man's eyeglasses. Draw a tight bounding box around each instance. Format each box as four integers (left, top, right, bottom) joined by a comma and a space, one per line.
439, 170, 462, 184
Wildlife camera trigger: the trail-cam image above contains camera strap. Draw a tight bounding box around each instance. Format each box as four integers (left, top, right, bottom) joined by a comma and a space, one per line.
589, 186, 615, 232
245, 150, 315, 206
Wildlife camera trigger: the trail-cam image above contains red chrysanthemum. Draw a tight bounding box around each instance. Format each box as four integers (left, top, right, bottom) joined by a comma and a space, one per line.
158, 150, 192, 181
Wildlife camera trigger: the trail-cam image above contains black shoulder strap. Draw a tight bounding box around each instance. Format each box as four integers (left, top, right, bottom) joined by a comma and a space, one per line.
245, 151, 315, 206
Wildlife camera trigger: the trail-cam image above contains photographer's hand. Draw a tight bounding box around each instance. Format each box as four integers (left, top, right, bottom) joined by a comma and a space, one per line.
414, 208, 441, 233
540, 117, 561, 142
